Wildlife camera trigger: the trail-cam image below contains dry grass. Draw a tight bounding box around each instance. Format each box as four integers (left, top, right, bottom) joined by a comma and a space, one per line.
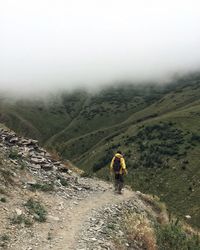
137, 192, 169, 225
182, 222, 200, 237
46, 149, 83, 174
0, 168, 14, 184
65, 160, 84, 174
137, 193, 164, 213
122, 212, 157, 250
47, 149, 61, 161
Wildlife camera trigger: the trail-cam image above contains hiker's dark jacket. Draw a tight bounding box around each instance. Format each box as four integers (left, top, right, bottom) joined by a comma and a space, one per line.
110, 153, 127, 175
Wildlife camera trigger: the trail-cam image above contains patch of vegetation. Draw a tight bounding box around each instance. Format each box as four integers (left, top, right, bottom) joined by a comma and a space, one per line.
11, 214, 32, 226
58, 177, 68, 186
189, 133, 200, 144
0, 234, 10, 248
107, 223, 116, 230
0, 197, 7, 203
156, 221, 200, 250
20, 161, 28, 170
8, 148, 19, 159
29, 182, 54, 192
131, 122, 185, 168
25, 198, 47, 222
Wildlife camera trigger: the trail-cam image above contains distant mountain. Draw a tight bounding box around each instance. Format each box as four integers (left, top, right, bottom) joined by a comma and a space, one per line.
0, 74, 200, 228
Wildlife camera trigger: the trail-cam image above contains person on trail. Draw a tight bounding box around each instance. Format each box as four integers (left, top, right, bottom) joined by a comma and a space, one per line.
110, 151, 127, 194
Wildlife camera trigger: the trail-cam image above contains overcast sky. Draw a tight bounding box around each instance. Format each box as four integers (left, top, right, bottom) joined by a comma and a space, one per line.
1, 0, 200, 96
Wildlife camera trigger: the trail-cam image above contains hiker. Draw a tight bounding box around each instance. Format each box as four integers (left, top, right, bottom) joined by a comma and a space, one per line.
110, 151, 127, 194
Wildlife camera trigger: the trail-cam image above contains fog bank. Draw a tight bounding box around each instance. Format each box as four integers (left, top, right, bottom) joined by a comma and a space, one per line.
1, 0, 200, 97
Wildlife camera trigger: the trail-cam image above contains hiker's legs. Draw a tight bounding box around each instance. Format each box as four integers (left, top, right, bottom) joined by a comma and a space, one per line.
114, 174, 120, 191
118, 174, 124, 194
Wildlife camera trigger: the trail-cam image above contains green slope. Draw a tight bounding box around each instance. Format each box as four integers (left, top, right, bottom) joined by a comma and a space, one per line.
0, 91, 87, 142
45, 84, 170, 158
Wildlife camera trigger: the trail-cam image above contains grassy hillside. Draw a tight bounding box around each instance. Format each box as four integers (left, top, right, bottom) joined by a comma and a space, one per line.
74, 81, 200, 228
0, 75, 200, 228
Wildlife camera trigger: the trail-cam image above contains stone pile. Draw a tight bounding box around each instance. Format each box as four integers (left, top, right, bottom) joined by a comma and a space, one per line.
0, 128, 66, 172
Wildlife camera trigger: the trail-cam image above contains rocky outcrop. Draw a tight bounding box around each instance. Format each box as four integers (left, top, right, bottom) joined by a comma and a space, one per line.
0, 128, 66, 172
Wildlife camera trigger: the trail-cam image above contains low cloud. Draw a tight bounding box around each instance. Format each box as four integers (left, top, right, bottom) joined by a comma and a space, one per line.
0, 0, 200, 97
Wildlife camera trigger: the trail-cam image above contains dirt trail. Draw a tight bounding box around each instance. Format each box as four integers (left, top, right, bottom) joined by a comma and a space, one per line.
48, 187, 134, 250
4, 175, 136, 250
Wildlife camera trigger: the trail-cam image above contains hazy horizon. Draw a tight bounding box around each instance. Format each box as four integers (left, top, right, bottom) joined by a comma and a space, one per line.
1, 0, 200, 97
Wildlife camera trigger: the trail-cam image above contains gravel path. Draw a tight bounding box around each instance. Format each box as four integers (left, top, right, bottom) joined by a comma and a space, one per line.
56, 187, 134, 250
